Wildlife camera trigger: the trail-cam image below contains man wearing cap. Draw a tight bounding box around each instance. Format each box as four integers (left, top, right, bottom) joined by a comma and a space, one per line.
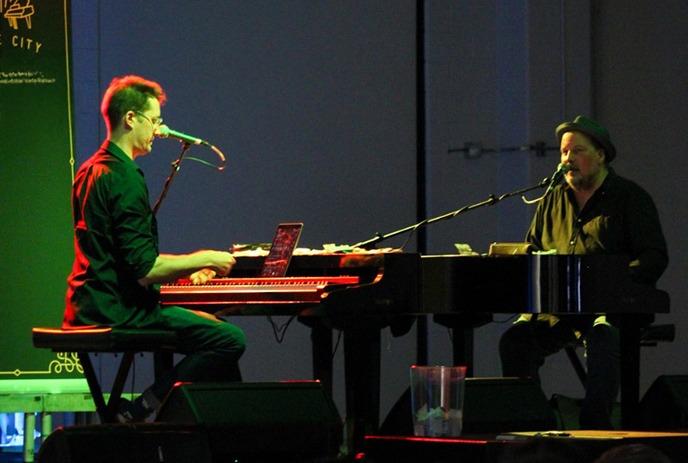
499, 116, 668, 428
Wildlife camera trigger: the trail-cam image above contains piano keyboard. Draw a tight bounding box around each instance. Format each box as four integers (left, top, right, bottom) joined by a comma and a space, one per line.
160, 275, 360, 305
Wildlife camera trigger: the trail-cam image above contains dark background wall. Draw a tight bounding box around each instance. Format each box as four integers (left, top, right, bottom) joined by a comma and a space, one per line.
68, 0, 687, 422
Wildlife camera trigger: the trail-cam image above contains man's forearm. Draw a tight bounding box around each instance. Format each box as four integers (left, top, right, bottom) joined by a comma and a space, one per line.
138, 252, 220, 286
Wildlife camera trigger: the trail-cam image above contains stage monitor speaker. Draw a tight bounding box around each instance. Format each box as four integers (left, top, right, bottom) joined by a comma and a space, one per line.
640, 375, 688, 429
380, 377, 556, 435
36, 423, 211, 463
156, 381, 342, 461
463, 377, 556, 433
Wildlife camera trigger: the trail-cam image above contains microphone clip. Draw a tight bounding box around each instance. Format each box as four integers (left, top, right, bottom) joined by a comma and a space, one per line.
521, 163, 570, 204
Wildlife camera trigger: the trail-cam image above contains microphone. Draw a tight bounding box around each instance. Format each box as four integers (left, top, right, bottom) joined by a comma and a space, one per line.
543, 163, 571, 196
155, 124, 210, 146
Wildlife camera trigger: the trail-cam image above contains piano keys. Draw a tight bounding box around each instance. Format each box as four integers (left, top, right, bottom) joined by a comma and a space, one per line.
160, 275, 360, 306
160, 252, 420, 318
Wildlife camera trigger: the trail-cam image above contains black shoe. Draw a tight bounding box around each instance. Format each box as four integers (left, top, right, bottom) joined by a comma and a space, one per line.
116, 397, 153, 423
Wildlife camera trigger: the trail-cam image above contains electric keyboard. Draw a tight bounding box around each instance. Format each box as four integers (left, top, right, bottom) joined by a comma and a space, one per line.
160, 275, 360, 305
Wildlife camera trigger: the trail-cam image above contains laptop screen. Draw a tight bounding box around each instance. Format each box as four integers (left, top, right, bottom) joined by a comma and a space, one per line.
259, 223, 303, 277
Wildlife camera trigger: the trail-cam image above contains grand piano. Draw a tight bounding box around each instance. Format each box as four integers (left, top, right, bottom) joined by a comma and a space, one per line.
162, 252, 667, 317
160, 252, 669, 450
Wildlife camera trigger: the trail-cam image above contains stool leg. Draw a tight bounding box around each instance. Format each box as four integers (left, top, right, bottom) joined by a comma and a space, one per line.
41, 412, 52, 443
107, 353, 135, 418
564, 346, 587, 386
23, 412, 35, 463
78, 352, 111, 423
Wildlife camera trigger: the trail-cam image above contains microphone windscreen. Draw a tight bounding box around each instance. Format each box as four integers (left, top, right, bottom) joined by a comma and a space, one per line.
558, 163, 572, 173
155, 125, 171, 138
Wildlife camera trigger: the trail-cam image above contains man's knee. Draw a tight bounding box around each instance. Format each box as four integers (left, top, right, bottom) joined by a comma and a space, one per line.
586, 323, 619, 358
217, 322, 246, 355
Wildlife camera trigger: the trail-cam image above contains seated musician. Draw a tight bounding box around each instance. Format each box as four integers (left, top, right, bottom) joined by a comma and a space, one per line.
63, 75, 245, 422
499, 116, 668, 429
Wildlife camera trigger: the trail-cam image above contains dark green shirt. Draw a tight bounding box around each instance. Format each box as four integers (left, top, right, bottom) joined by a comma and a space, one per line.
526, 168, 668, 286
64, 140, 161, 327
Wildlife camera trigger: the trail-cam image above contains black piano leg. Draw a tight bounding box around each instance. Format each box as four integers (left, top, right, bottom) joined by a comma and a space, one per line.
619, 323, 642, 428
434, 314, 492, 377
311, 320, 333, 397
451, 328, 475, 377
344, 324, 381, 454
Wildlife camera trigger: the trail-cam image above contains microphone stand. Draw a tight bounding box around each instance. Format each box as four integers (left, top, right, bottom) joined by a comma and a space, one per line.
152, 141, 191, 216
353, 176, 550, 249
150, 141, 191, 377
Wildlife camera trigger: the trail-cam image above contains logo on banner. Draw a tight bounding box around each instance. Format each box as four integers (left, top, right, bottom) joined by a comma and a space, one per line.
0, 0, 42, 54
2, 0, 35, 30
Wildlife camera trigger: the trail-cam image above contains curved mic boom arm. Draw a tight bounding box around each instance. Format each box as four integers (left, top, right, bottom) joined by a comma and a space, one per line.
352, 177, 550, 249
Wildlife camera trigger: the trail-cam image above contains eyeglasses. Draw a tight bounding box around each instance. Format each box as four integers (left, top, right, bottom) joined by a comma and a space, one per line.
135, 111, 163, 127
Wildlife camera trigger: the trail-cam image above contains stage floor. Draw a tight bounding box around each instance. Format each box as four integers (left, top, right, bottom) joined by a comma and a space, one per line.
363, 430, 688, 462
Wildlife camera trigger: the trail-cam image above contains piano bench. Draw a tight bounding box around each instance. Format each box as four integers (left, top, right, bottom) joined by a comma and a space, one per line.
32, 327, 179, 424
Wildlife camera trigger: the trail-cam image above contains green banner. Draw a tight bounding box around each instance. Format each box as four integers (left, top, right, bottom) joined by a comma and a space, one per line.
0, 0, 77, 379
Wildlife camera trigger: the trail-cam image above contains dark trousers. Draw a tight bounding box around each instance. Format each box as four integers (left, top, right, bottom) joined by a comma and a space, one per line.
139, 306, 246, 402
499, 318, 620, 429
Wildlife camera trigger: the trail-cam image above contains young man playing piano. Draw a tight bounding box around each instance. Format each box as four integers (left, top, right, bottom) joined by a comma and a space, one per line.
63, 75, 245, 422
499, 116, 668, 429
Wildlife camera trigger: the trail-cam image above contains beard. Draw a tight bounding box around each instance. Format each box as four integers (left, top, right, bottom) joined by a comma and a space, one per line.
566, 167, 606, 191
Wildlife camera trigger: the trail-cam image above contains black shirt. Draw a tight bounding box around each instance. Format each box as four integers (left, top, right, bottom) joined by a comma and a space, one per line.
64, 140, 161, 327
526, 168, 668, 286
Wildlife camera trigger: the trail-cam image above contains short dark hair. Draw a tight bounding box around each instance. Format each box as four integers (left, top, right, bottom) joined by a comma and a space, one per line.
101, 75, 167, 131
